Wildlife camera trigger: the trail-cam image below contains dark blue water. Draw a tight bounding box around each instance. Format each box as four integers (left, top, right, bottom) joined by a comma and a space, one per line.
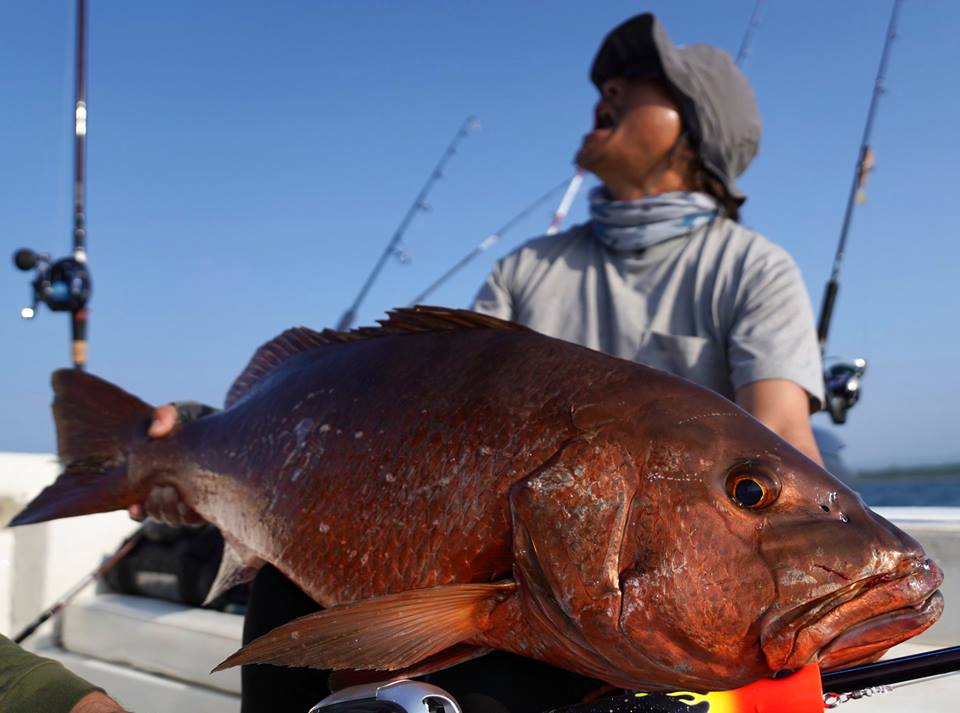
856, 475, 960, 506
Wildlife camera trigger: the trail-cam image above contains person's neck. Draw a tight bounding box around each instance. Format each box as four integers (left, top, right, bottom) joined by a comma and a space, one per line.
602, 174, 691, 202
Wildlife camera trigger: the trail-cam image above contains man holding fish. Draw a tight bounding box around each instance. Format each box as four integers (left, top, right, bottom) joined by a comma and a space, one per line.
119, 13, 898, 713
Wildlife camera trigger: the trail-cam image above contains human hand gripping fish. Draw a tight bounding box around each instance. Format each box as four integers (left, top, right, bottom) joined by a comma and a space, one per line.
127, 404, 205, 526
8, 307, 944, 692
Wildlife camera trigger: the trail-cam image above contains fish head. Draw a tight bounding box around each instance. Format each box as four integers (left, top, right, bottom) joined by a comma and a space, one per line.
606, 387, 943, 690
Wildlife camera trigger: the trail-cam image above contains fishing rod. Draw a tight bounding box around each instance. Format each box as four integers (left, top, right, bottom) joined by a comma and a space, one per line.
545, 647, 960, 712
309, 646, 960, 712
735, 0, 766, 68
407, 178, 572, 305
821, 644, 960, 704
12, 0, 92, 370
545, 170, 585, 236
818, 0, 902, 351
407, 169, 585, 305
336, 116, 480, 330
13, 529, 143, 644
816, 0, 902, 425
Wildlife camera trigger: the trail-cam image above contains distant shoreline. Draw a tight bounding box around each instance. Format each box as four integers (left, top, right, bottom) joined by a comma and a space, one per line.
858, 463, 960, 480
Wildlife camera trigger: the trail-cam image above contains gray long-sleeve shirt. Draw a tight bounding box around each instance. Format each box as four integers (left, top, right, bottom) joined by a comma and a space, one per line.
471, 218, 824, 409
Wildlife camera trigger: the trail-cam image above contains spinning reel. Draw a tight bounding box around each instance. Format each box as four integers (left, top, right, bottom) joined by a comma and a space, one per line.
823, 357, 867, 425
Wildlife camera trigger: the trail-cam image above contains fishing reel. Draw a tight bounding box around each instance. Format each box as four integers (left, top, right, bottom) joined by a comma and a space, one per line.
12, 247, 91, 320
823, 357, 867, 425
309, 679, 462, 713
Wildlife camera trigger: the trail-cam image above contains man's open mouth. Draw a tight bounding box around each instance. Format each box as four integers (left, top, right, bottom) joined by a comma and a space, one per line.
761, 558, 944, 672
593, 102, 617, 131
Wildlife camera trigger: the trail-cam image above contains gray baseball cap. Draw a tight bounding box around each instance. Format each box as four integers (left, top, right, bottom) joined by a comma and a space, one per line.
590, 13, 761, 206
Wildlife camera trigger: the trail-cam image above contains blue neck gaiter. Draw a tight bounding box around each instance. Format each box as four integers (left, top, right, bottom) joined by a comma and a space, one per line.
589, 187, 718, 252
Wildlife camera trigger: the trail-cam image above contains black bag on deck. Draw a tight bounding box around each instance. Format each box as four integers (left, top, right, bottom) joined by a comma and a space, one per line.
104, 521, 248, 611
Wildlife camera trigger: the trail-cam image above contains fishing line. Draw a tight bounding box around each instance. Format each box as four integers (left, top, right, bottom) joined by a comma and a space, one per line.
889, 670, 960, 690
335, 115, 480, 330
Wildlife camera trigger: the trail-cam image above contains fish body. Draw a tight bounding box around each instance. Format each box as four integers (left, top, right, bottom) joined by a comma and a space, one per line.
10, 307, 943, 691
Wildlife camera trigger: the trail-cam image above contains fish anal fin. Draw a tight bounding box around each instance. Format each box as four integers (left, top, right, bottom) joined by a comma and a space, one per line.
225, 307, 526, 408
327, 644, 492, 691
212, 581, 516, 673
204, 537, 265, 606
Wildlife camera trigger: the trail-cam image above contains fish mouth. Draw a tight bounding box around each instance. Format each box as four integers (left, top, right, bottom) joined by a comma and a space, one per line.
817, 589, 944, 669
761, 558, 943, 672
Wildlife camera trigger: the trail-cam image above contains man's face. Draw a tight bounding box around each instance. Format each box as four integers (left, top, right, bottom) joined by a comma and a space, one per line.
575, 77, 684, 192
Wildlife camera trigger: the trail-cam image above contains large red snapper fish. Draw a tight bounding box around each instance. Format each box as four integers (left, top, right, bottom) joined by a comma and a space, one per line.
9, 307, 943, 691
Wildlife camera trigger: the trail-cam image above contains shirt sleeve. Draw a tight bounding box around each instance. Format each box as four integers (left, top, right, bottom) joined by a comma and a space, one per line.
0, 635, 102, 713
470, 258, 516, 320
727, 245, 825, 411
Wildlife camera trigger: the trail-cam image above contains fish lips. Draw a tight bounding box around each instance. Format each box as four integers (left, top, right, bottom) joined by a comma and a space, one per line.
817, 589, 944, 669
760, 558, 944, 673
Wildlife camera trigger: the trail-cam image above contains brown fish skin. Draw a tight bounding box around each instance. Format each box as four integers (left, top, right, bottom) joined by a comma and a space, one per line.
9, 307, 943, 692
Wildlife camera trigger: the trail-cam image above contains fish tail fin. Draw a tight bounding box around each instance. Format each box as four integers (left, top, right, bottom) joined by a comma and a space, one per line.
8, 370, 154, 527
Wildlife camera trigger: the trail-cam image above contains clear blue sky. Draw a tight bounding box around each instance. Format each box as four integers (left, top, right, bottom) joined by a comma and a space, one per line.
2, 1, 958, 469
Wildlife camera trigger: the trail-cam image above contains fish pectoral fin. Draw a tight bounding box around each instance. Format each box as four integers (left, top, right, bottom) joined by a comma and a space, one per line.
212, 581, 516, 673
203, 538, 265, 606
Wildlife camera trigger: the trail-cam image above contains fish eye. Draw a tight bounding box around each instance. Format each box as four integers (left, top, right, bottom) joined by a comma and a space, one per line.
725, 465, 780, 510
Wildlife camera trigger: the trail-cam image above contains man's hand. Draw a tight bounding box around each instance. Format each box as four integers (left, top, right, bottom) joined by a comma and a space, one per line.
147, 403, 178, 439
70, 691, 129, 713
128, 404, 205, 526
735, 379, 824, 466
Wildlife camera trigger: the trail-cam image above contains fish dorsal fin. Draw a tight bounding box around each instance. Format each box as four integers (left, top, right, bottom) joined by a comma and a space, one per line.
212, 581, 517, 673
225, 327, 331, 408
373, 306, 526, 336
225, 307, 524, 408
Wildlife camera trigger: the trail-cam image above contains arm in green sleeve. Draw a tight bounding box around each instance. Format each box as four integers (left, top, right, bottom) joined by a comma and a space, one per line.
0, 634, 104, 713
